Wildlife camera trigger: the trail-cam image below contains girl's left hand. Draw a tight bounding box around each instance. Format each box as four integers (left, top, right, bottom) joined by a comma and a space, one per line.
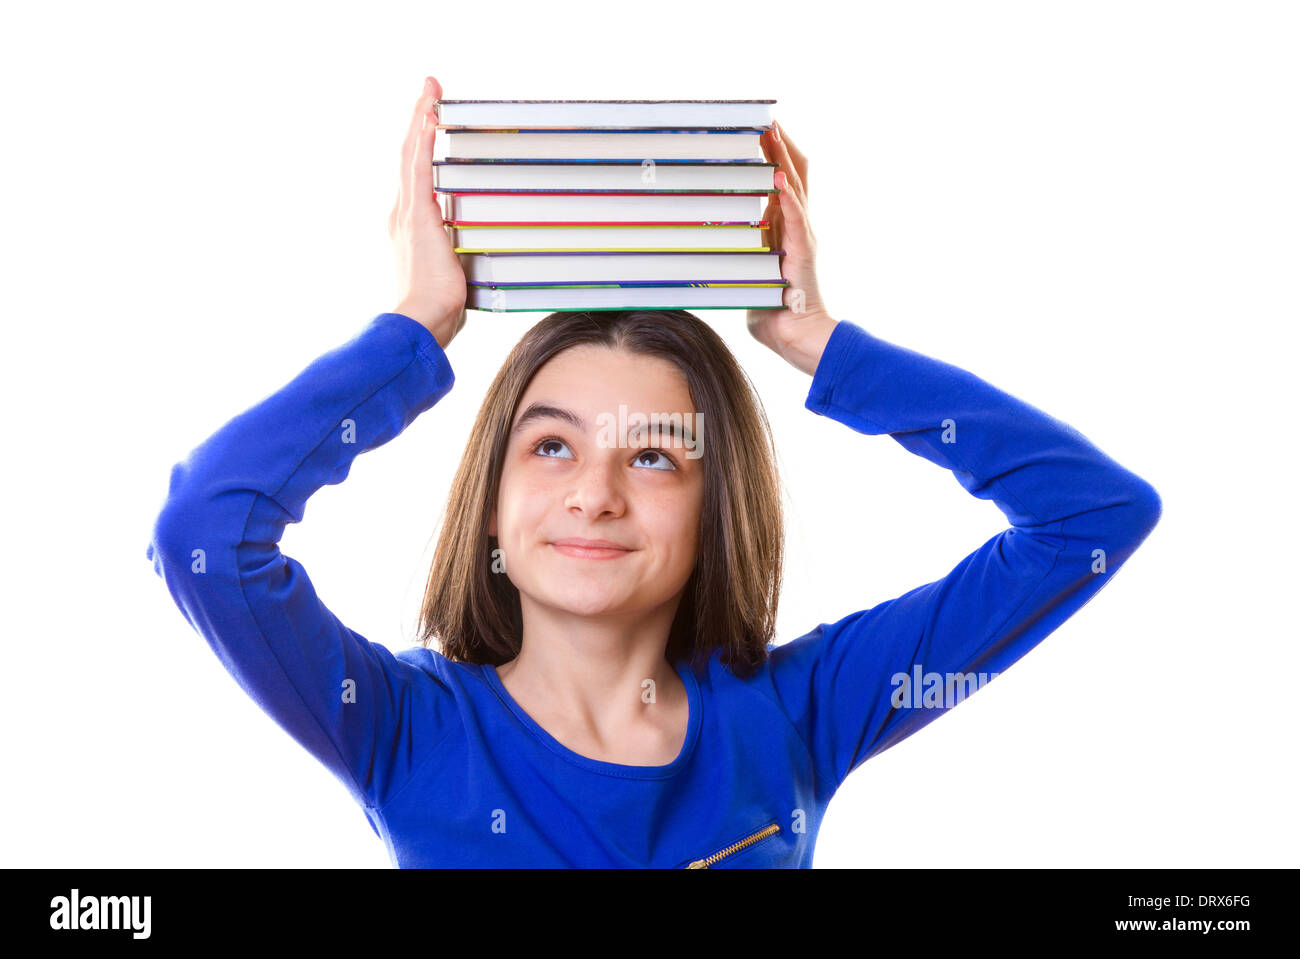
746, 121, 838, 376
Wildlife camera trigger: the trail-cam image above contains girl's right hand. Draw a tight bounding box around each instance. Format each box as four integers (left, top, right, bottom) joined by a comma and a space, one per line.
389, 76, 468, 350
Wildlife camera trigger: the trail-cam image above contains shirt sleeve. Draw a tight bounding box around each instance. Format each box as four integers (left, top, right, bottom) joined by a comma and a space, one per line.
767, 319, 1163, 805
145, 312, 459, 833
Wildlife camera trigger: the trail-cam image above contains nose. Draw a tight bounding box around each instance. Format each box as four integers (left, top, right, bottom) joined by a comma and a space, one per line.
564, 454, 626, 519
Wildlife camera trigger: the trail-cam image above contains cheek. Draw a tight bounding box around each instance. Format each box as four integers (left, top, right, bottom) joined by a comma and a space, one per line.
496, 471, 553, 537
650, 488, 704, 561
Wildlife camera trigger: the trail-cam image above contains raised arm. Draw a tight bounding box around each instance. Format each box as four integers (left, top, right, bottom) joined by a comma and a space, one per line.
146, 312, 459, 830
146, 76, 469, 835
747, 120, 1160, 803
767, 319, 1162, 803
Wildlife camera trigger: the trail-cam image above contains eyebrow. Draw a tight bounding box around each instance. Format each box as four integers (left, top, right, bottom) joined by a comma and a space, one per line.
512, 403, 588, 436
511, 402, 695, 445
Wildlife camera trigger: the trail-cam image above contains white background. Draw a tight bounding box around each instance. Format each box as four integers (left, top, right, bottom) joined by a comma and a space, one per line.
2, 0, 1295, 868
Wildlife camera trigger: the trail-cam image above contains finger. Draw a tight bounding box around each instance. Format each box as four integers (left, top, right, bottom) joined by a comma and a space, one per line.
763, 200, 782, 255
761, 125, 788, 197
762, 133, 782, 226
776, 172, 812, 253
409, 79, 443, 223
774, 121, 809, 195
758, 129, 782, 246
771, 125, 807, 204
399, 78, 438, 206
766, 186, 784, 253
769, 121, 808, 204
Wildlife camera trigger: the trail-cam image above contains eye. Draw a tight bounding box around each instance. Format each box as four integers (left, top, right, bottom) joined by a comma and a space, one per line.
632, 448, 678, 471
532, 437, 575, 460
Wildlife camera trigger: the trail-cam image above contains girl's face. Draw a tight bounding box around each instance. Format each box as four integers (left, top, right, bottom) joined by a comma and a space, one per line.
489, 344, 706, 621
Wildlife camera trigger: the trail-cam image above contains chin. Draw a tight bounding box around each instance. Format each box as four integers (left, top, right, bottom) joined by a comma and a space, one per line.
540, 583, 632, 618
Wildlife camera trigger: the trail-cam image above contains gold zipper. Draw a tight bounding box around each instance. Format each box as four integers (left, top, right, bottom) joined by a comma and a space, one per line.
686, 822, 780, 868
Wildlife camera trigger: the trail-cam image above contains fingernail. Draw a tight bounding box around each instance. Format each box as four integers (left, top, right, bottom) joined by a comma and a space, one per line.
423, 78, 433, 95
775, 170, 786, 190
773, 121, 782, 143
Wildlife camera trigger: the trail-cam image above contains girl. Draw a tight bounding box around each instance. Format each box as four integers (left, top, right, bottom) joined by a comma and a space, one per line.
147, 77, 1162, 868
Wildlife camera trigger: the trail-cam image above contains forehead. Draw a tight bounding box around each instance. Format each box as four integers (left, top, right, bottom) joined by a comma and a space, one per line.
515, 345, 696, 420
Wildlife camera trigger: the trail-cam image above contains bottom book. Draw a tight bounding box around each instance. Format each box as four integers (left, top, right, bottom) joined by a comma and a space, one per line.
466, 281, 789, 312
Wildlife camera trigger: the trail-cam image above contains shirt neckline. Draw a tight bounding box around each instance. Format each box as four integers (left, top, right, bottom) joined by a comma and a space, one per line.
482, 657, 702, 780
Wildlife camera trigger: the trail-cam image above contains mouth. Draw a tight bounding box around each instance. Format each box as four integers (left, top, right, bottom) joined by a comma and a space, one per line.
550, 539, 634, 560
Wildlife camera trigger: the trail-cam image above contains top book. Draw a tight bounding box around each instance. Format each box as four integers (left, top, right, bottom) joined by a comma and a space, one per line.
434, 99, 775, 129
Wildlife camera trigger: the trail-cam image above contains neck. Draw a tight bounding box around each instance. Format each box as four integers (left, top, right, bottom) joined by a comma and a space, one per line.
498, 595, 684, 735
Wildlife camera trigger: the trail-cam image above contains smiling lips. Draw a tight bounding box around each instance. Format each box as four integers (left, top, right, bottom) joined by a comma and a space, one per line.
550, 538, 634, 560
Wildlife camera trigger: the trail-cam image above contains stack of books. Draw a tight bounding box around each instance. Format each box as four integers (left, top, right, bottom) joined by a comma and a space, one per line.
432, 99, 787, 312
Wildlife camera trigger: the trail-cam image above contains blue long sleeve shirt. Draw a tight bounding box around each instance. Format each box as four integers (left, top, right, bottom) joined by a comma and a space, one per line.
146, 312, 1161, 868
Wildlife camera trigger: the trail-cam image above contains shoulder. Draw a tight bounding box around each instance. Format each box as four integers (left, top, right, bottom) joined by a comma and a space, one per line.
394, 644, 493, 695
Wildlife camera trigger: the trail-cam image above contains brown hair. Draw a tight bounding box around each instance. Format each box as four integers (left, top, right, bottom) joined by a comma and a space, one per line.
415, 309, 784, 680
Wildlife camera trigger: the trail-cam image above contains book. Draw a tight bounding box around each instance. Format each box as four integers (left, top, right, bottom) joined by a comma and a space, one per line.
431, 159, 775, 192
439, 191, 770, 223
434, 99, 774, 128
457, 250, 785, 284
466, 281, 787, 312
440, 130, 765, 160
448, 223, 767, 252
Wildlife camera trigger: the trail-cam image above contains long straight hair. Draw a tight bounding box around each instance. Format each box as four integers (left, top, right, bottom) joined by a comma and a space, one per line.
416, 310, 784, 679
